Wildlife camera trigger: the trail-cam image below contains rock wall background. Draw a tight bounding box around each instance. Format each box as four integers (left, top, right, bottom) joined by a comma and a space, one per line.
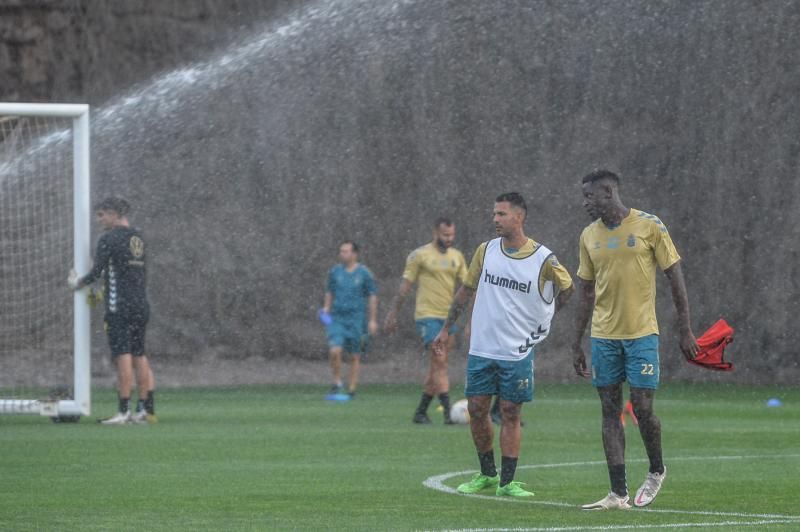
1, 0, 798, 385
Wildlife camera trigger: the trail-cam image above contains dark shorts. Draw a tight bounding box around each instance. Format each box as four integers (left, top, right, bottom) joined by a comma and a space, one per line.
105, 313, 148, 358
465, 351, 534, 404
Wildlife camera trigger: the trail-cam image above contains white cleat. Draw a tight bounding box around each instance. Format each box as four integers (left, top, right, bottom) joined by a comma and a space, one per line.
581, 492, 631, 510
100, 411, 131, 425
130, 410, 149, 424
634, 466, 667, 507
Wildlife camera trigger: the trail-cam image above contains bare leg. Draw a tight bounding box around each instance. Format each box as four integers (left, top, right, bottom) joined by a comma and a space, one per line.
630, 387, 663, 474
468, 395, 493, 452
598, 384, 627, 495
133, 356, 151, 400
329, 347, 343, 385
116, 354, 133, 408
348, 354, 361, 393
499, 400, 523, 457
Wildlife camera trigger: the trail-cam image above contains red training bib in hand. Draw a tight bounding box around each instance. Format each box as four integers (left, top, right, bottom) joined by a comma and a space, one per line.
688, 318, 735, 371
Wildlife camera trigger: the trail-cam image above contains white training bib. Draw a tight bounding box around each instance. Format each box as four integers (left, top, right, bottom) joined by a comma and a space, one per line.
469, 238, 555, 361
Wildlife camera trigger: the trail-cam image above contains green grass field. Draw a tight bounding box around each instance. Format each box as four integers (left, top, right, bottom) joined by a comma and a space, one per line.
1, 383, 798, 531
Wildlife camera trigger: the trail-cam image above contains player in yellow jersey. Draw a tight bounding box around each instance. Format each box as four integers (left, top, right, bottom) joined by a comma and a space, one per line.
433, 193, 573, 497
384, 218, 468, 424
573, 170, 699, 510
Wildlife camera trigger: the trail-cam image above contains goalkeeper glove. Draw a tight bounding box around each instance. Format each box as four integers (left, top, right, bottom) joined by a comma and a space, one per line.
67, 269, 81, 290
86, 287, 104, 308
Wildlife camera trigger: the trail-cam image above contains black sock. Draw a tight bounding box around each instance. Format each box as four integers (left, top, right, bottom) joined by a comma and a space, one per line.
145, 391, 155, 415
136, 399, 146, 412
649, 455, 664, 475
478, 450, 497, 477
500, 456, 518, 487
609, 464, 628, 497
416, 393, 433, 415
118, 396, 130, 413
438, 393, 451, 418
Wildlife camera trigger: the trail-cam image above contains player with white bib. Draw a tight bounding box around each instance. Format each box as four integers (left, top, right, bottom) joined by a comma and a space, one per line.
433, 192, 573, 497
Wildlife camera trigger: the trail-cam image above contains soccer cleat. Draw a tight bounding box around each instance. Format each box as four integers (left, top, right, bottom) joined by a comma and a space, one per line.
496, 481, 535, 497
412, 412, 432, 424
347, 391, 356, 399
99, 411, 131, 425
581, 492, 631, 510
456, 473, 499, 494
634, 467, 666, 507
130, 410, 151, 424
328, 383, 344, 395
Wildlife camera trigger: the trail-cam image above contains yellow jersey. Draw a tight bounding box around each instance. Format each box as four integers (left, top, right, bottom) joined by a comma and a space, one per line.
464, 238, 573, 293
577, 208, 681, 339
402, 243, 468, 320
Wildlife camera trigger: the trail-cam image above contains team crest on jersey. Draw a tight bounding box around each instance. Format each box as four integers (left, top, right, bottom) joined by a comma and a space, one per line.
129, 236, 144, 258
627, 234, 636, 247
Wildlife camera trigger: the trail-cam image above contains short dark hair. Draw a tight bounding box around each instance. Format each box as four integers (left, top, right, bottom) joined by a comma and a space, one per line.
94, 196, 131, 216
340, 240, 359, 253
582, 169, 620, 186
495, 192, 527, 216
433, 217, 454, 228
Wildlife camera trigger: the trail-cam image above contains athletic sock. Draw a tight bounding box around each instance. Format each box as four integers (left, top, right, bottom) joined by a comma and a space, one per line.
649, 455, 664, 475
416, 393, 433, 415
438, 393, 451, 418
145, 391, 155, 415
500, 456, 518, 487
136, 399, 146, 412
118, 396, 130, 414
478, 450, 497, 477
609, 464, 628, 497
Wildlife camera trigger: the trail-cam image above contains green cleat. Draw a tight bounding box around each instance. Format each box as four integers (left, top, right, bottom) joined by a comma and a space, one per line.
496, 481, 535, 497
457, 473, 500, 494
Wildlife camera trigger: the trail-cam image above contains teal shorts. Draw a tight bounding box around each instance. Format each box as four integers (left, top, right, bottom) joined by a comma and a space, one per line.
465, 352, 534, 404
327, 317, 369, 355
415, 318, 458, 347
591, 335, 659, 389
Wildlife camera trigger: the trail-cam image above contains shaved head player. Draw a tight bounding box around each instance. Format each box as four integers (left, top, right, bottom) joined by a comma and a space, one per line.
384, 217, 468, 424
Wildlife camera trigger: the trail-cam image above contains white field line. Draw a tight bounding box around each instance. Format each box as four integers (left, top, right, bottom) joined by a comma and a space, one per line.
422, 453, 800, 523
435, 518, 800, 532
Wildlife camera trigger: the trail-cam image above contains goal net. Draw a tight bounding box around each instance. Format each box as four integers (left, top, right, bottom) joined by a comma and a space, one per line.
0, 103, 91, 419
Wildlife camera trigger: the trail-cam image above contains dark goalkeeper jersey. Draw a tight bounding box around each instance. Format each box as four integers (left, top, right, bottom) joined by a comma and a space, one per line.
81, 226, 149, 318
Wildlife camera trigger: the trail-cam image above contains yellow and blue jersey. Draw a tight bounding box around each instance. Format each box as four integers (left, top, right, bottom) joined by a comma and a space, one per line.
577, 208, 681, 339
464, 238, 573, 293
402, 243, 467, 320
327, 264, 377, 318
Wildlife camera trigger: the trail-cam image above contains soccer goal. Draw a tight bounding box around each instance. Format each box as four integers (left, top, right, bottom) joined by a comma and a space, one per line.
0, 103, 91, 420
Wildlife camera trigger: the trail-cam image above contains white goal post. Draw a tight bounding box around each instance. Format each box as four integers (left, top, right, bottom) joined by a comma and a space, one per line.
0, 102, 91, 418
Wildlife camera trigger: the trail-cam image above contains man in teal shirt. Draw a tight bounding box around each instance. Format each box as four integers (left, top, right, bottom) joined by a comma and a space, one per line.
322, 241, 378, 398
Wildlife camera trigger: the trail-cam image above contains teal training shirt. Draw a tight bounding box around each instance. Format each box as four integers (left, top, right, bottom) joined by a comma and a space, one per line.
327, 264, 377, 318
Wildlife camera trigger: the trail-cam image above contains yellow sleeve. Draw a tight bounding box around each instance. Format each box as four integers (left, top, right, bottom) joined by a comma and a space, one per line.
652, 219, 681, 271
577, 230, 595, 281
402, 249, 421, 283
463, 243, 487, 290
457, 250, 468, 285
541, 255, 573, 290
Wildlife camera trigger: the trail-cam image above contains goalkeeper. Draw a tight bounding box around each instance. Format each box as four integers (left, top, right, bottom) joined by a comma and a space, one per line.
69, 197, 156, 425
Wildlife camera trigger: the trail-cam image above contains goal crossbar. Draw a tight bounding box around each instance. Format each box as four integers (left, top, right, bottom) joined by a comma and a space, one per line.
0, 102, 91, 418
